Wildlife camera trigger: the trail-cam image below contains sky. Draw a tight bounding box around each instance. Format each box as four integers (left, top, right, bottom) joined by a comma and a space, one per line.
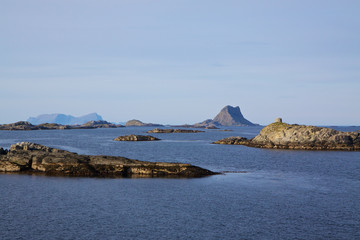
1, 0, 360, 125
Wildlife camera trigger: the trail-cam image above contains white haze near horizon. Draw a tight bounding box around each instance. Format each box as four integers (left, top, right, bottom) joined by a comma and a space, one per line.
1, 0, 360, 126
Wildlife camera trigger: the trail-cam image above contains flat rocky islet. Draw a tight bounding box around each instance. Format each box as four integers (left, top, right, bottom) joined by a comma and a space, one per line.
147, 128, 205, 133
114, 135, 160, 141
0, 142, 216, 178
214, 119, 360, 151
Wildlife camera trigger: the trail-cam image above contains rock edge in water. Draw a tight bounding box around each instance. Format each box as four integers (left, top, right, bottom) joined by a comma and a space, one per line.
0, 142, 217, 177
114, 135, 160, 141
147, 128, 204, 133
213, 122, 360, 151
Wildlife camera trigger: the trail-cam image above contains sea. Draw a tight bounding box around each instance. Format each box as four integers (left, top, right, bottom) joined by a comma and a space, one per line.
0, 126, 359, 240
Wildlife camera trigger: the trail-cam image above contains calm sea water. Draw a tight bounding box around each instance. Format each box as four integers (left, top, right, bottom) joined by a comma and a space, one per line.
0, 126, 359, 239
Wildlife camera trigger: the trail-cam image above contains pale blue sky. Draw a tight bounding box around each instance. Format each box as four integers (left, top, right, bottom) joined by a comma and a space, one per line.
1, 0, 359, 125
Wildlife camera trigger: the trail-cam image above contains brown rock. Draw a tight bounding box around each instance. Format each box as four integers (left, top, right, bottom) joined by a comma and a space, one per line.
213, 137, 249, 145
114, 135, 160, 141
0, 142, 216, 177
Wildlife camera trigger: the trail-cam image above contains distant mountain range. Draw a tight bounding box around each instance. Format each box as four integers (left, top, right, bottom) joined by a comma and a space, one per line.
27, 113, 103, 125
25, 105, 255, 127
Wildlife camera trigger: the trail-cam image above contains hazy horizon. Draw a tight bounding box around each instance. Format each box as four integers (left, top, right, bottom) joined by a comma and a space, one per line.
1, 0, 360, 126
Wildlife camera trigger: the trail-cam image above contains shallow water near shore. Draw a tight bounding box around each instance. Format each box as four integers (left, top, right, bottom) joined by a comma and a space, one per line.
1, 126, 360, 239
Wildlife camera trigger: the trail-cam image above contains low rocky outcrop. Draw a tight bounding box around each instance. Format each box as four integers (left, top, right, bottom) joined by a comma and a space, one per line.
37, 123, 73, 130
0, 121, 39, 130
205, 126, 219, 129
147, 128, 204, 133
114, 135, 160, 141
213, 137, 249, 145
80, 120, 122, 128
0, 142, 216, 177
213, 120, 360, 151
125, 119, 163, 127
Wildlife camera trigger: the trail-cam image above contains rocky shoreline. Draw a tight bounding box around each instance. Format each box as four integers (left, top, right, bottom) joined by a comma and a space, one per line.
0, 142, 217, 178
214, 120, 360, 151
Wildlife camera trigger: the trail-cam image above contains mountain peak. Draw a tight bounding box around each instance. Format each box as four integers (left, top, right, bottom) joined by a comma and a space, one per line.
213, 105, 255, 126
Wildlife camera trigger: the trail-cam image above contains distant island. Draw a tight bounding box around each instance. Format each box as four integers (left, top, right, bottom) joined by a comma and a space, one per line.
2, 105, 257, 130
27, 113, 103, 125
174, 105, 258, 128
0, 142, 216, 178
125, 119, 163, 127
214, 118, 360, 151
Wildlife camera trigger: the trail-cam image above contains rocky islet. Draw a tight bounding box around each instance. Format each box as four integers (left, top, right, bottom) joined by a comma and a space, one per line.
0, 142, 217, 177
214, 119, 360, 151
147, 128, 205, 133
114, 135, 160, 141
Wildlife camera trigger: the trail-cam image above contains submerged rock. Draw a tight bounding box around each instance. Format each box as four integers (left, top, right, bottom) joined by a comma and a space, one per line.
114, 135, 160, 141
147, 128, 204, 133
213, 120, 360, 151
0, 142, 216, 177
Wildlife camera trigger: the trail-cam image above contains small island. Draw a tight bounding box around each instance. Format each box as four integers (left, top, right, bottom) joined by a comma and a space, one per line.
147, 128, 205, 133
214, 118, 360, 151
0, 142, 217, 177
125, 119, 163, 127
114, 135, 160, 141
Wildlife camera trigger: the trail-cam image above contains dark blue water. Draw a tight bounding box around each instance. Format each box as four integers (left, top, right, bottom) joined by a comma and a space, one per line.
1, 126, 360, 239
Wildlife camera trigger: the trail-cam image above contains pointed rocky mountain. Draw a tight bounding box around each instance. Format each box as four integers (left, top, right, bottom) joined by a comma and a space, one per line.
212, 105, 255, 126
192, 105, 257, 127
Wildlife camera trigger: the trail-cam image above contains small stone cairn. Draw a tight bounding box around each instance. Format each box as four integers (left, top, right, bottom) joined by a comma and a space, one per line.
275, 118, 282, 123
